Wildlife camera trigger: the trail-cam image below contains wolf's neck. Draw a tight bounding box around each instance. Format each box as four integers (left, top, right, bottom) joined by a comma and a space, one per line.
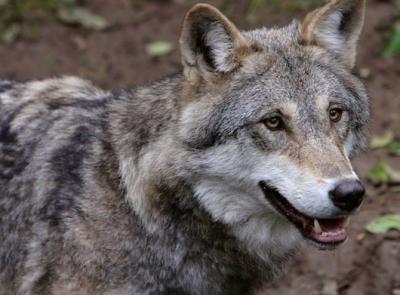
108, 73, 195, 228
106, 74, 290, 289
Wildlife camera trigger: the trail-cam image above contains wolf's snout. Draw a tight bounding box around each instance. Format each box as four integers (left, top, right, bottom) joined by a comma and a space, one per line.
329, 179, 365, 212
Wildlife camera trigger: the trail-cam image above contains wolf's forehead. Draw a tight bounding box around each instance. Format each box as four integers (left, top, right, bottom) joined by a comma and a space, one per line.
215, 57, 354, 141
243, 21, 350, 90
243, 21, 301, 48
234, 56, 349, 109
212, 68, 349, 140
239, 29, 348, 104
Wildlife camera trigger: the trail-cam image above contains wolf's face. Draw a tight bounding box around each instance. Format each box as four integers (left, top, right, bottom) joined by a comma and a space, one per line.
178, 0, 368, 254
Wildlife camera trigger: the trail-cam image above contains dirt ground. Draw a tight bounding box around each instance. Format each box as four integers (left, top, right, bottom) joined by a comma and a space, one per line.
0, 0, 399, 294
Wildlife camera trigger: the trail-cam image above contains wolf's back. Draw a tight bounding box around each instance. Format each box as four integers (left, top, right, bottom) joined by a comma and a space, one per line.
0, 77, 110, 293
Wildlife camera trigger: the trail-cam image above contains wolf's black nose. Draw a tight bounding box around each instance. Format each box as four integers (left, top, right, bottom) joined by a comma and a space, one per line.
329, 179, 365, 212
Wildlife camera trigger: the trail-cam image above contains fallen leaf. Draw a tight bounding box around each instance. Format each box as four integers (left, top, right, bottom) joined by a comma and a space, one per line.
146, 41, 175, 57
369, 132, 394, 149
321, 278, 338, 295
366, 214, 400, 234
57, 8, 110, 31
389, 141, 400, 156
72, 36, 86, 50
356, 232, 366, 241
368, 163, 391, 184
1, 25, 20, 45
387, 165, 400, 183
384, 23, 400, 57
367, 162, 400, 185
358, 67, 372, 79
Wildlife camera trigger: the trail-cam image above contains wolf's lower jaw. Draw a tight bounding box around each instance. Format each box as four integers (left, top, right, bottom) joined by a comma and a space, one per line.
259, 182, 349, 250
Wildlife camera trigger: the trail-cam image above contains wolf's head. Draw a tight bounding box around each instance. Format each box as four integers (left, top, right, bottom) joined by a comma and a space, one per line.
177, 0, 369, 255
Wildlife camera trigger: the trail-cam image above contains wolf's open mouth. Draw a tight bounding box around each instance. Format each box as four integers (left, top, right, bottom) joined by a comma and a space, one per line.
259, 181, 348, 249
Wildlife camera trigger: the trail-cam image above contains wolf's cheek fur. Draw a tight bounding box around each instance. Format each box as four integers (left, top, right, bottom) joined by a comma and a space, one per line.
192, 134, 359, 249
251, 154, 359, 218
195, 175, 302, 267
193, 157, 303, 263
193, 146, 357, 221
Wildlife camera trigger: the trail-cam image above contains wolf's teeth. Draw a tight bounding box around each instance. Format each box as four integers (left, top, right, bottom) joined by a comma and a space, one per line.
344, 217, 351, 227
313, 219, 322, 233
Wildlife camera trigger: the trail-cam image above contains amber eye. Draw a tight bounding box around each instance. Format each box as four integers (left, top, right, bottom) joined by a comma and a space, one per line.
329, 108, 343, 123
264, 116, 284, 131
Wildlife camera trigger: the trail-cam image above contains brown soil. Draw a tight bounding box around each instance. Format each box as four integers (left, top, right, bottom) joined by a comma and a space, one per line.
0, 0, 399, 294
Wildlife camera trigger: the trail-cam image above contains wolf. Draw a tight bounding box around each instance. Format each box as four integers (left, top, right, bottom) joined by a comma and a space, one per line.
0, 0, 369, 294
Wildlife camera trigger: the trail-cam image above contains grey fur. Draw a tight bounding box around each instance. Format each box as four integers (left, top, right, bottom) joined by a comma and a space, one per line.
0, 1, 369, 294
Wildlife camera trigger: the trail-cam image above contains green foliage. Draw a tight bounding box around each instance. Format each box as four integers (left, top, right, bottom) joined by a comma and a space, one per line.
0, 0, 109, 43
0, 0, 75, 23
369, 132, 400, 157
368, 163, 391, 185
146, 41, 175, 57
57, 7, 109, 30
283, 0, 323, 13
248, 0, 266, 14
366, 214, 400, 234
384, 25, 400, 56
246, 0, 323, 24
369, 132, 395, 149
367, 162, 400, 185
0, 24, 19, 44
389, 141, 400, 156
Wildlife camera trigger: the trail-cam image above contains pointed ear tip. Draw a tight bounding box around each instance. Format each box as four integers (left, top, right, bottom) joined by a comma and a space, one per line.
185, 3, 223, 19
188, 3, 220, 12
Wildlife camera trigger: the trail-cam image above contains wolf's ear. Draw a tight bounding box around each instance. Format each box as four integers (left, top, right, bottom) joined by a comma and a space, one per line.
302, 0, 366, 68
179, 4, 252, 80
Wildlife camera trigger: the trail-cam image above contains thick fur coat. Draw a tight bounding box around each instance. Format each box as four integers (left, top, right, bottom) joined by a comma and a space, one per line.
0, 1, 369, 294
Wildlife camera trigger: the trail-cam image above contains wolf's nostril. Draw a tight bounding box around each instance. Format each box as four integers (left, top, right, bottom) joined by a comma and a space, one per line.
329, 179, 365, 212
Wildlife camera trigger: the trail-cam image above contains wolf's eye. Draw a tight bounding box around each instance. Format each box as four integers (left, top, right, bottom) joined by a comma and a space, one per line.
329, 108, 343, 123
264, 116, 284, 131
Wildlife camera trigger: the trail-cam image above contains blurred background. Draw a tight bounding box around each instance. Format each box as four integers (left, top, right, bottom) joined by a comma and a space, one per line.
0, 0, 398, 294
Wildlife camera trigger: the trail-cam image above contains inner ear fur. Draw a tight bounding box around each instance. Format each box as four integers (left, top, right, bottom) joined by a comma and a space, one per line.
179, 3, 252, 79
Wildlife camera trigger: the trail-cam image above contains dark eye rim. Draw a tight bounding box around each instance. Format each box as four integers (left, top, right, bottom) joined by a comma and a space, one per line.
263, 116, 285, 131
329, 107, 344, 123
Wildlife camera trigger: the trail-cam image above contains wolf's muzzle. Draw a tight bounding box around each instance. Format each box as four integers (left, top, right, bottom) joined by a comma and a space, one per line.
329, 179, 365, 212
